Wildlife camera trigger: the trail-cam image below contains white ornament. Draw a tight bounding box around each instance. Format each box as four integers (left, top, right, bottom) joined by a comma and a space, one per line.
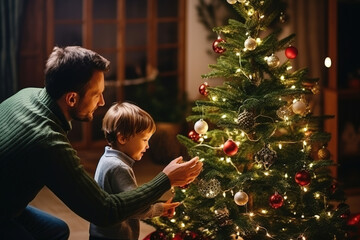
194, 119, 208, 134
227, 0, 237, 4
234, 191, 249, 206
267, 54, 280, 68
244, 37, 257, 51
292, 100, 307, 115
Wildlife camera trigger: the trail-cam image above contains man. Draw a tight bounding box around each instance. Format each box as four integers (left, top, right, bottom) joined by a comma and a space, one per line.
0, 46, 202, 240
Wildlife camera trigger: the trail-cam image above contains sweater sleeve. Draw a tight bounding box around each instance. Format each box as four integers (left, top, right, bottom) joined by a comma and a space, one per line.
42, 135, 170, 226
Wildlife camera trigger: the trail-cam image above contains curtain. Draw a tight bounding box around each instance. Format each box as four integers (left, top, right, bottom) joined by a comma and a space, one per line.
0, 0, 25, 102
287, 0, 327, 114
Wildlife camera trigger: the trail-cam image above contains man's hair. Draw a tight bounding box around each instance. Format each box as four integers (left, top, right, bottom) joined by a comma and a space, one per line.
102, 102, 156, 146
45, 46, 110, 99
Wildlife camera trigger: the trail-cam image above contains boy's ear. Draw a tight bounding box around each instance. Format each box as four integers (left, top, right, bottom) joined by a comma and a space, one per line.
64, 92, 78, 107
117, 133, 127, 144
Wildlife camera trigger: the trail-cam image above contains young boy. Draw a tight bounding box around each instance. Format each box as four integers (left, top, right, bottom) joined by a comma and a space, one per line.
89, 102, 180, 240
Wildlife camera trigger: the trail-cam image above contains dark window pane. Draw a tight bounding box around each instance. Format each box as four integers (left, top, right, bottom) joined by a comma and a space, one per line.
158, 48, 177, 72
125, 51, 147, 79
101, 53, 117, 81
93, 24, 117, 48
93, 0, 117, 19
54, 0, 82, 20
92, 113, 105, 141
103, 86, 119, 108
125, 23, 147, 47
158, 22, 178, 44
126, 0, 147, 19
157, 0, 178, 18
54, 24, 82, 46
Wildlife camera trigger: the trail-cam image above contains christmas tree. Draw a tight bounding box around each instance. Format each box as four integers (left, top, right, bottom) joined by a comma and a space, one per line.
144, 0, 352, 239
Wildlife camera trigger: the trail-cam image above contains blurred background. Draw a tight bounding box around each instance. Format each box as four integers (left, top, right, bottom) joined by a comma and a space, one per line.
1, 0, 360, 239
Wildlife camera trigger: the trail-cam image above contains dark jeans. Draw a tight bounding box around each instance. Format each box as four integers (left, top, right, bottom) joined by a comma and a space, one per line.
0, 206, 69, 240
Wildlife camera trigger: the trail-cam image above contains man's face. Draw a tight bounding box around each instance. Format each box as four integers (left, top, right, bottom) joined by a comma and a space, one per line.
70, 70, 105, 122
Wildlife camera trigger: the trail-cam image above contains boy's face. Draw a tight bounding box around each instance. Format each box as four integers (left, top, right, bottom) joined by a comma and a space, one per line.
119, 130, 154, 161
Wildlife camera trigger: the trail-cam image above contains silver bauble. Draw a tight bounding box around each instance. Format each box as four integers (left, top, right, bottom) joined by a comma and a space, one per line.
267, 54, 280, 68
292, 100, 307, 115
194, 119, 208, 134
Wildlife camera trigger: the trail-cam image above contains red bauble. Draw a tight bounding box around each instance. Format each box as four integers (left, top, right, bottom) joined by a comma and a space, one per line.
348, 213, 360, 226
285, 46, 298, 59
199, 82, 209, 96
269, 192, 284, 209
223, 139, 238, 156
188, 130, 200, 142
295, 170, 311, 186
143, 230, 167, 240
212, 38, 226, 54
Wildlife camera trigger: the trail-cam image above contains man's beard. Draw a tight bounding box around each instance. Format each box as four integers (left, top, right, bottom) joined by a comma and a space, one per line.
69, 106, 93, 122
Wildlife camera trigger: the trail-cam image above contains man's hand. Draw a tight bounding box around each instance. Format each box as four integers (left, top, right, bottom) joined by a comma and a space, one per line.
161, 197, 180, 218
162, 156, 202, 186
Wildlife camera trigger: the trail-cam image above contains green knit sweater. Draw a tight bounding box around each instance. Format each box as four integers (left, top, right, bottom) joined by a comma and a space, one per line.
0, 88, 170, 225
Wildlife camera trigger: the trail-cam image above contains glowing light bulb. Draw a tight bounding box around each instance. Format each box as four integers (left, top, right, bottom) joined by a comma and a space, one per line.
324, 57, 332, 68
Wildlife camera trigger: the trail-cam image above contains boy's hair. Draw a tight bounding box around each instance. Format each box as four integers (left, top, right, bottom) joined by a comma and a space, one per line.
45, 46, 110, 100
102, 102, 156, 146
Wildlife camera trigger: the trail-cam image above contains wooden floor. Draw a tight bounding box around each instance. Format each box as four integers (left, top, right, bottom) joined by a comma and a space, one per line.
30, 150, 172, 240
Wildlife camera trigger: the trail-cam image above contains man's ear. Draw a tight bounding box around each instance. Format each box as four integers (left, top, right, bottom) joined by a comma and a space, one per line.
65, 92, 78, 107
117, 133, 127, 144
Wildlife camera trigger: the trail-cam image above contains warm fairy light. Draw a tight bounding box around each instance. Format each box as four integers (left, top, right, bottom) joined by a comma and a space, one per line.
248, 9, 254, 16
264, 171, 270, 176
309, 163, 314, 168
264, 56, 268, 61
260, 14, 265, 19
223, 192, 226, 197
261, 209, 268, 214
256, 226, 260, 231
212, 96, 218, 101
184, 215, 189, 220
181, 189, 186, 193
199, 137, 204, 142
315, 215, 320, 220
301, 214, 305, 218
249, 212, 255, 217
181, 222, 185, 228
236, 68, 241, 73
303, 140, 307, 146
286, 66, 292, 70
280, 75, 285, 80
236, 52, 241, 56
291, 85, 296, 89
219, 157, 224, 161
226, 157, 232, 163
303, 127, 308, 131
303, 187, 308, 192
278, 143, 282, 149
315, 192, 320, 199
284, 173, 288, 178
266, 233, 272, 237
328, 212, 332, 217
221, 114, 227, 118
293, 211, 297, 215
324, 57, 332, 68
256, 38, 261, 44
203, 135, 208, 139
283, 195, 288, 200
171, 219, 176, 223
200, 158, 205, 162
241, 131, 245, 137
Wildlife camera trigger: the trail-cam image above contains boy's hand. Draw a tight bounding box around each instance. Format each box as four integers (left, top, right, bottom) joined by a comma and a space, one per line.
162, 156, 202, 186
161, 197, 180, 218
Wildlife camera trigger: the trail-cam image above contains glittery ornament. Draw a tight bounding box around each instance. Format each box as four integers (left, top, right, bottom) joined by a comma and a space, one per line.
269, 192, 284, 209
215, 207, 233, 226
244, 37, 257, 51
279, 12, 287, 23
318, 146, 330, 160
237, 110, 255, 132
234, 191, 249, 206
227, 0, 237, 4
267, 54, 280, 68
254, 144, 277, 169
194, 119, 208, 135
212, 38, 226, 54
198, 178, 221, 198
285, 46, 298, 59
311, 84, 321, 95
223, 139, 238, 156
295, 170, 311, 186
292, 100, 306, 115
199, 82, 209, 96
276, 105, 293, 120
188, 130, 200, 142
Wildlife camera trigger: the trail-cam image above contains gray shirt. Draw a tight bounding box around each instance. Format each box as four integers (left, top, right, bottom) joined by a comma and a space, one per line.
89, 146, 163, 240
